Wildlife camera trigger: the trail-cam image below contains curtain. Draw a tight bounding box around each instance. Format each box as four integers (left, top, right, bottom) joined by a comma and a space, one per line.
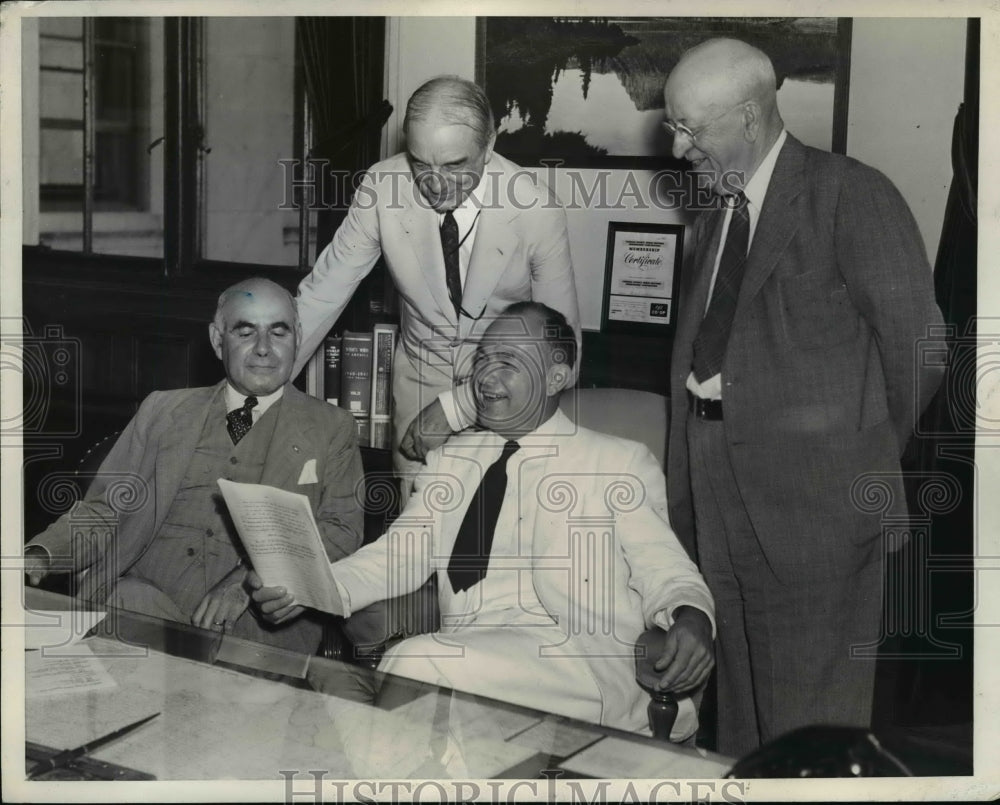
887, 19, 978, 731
296, 17, 391, 251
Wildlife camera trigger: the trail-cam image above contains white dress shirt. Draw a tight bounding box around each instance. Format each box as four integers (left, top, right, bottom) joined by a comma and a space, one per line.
687, 128, 787, 400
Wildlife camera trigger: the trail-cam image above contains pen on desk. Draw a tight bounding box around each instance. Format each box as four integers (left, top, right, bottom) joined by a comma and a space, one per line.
27, 712, 160, 779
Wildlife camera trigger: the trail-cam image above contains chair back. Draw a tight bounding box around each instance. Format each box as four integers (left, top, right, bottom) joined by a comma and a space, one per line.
559, 387, 668, 465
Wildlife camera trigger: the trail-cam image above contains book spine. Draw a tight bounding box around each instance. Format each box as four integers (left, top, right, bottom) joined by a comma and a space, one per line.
369, 323, 398, 449
355, 416, 371, 445
341, 331, 373, 444
323, 335, 342, 407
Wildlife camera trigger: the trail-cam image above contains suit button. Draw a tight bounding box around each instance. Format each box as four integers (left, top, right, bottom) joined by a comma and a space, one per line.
186, 548, 196, 556
230, 457, 238, 465
206, 529, 213, 537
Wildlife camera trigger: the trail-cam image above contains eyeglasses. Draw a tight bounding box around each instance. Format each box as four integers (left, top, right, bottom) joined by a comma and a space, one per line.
662, 99, 749, 144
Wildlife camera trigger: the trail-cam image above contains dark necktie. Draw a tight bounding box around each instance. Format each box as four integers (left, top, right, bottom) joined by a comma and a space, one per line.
447, 440, 520, 593
691, 192, 751, 383
441, 210, 463, 319
226, 395, 258, 444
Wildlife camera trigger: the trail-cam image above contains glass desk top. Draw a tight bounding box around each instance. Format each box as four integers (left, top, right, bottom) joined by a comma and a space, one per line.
21, 587, 734, 782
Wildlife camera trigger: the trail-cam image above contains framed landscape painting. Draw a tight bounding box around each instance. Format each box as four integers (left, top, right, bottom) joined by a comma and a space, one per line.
476, 17, 852, 168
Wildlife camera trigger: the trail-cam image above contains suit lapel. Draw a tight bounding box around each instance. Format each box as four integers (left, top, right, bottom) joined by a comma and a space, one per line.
677, 209, 725, 360
398, 187, 459, 327
260, 386, 315, 490
736, 135, 805, 315
152, 383, 223, 535
460, 207, 519, 339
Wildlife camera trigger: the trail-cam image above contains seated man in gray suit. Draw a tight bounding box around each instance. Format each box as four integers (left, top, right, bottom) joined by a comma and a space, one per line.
252, 302, 715, 740
24, 278, 365, 655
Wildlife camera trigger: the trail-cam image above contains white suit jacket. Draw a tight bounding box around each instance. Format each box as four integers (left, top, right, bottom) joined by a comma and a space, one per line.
332, 410, 715, 730
294, 152, 581, 443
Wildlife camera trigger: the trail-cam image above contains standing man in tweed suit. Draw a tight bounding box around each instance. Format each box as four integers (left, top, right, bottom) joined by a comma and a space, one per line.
24, 278, 366, 655
662, 39, 945, 756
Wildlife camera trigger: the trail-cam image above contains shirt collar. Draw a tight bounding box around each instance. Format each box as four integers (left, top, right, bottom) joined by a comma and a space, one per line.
742, 128, 786, 212
225, 383, 284, 418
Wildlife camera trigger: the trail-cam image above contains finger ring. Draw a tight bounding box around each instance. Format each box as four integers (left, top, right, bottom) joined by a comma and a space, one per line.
213, 620, 225, 626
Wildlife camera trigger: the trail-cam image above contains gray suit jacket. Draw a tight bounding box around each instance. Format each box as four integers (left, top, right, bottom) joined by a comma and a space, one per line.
30, 382, 365, 650
667, 135, 945, 577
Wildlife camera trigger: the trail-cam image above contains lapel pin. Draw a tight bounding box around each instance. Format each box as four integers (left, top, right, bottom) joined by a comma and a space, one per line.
292, 444, 300, 453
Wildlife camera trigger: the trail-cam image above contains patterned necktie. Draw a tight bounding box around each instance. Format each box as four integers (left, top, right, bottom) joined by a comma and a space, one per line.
447, 440, 520, 593
226, 395, 258, 444
691, 191, 751, 383
441, 210, 463, 319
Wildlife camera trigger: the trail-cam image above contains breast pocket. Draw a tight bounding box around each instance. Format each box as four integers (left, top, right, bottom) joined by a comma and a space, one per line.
779, 270, 859, 349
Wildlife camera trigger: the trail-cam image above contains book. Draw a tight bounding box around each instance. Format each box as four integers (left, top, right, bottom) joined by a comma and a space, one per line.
369, 323, 398, 449
217, 479, 344, 615
355, 416, 371, 445
323, 335, 342, 407
340, 330, 373, 444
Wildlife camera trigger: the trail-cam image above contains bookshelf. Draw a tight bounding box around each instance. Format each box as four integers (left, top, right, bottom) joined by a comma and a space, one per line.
305, 257, 400, 452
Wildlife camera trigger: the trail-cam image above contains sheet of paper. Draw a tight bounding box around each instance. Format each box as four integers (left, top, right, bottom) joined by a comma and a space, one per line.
22, 609, 107, 650
26, 642, 117, 697
217, 479, 343, 614
559, 735, 733, 779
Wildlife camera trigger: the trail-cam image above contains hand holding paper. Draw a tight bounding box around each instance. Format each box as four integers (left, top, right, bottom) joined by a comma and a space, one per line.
217, 479, 343, 616
246, 570, 304, 624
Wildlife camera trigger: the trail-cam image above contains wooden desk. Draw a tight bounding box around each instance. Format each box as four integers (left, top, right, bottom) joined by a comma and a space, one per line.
23, 588, 733, 781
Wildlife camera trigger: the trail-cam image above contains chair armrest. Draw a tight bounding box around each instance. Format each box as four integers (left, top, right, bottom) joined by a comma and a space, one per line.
634, 627, 679, 741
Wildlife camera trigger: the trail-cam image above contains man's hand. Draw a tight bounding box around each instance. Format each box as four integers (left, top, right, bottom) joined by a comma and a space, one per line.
399, 399, 454, 462
24, 546, 52, 587
653, 606, 714, 694
246, 570, 304, 625
192, 567, 251, 633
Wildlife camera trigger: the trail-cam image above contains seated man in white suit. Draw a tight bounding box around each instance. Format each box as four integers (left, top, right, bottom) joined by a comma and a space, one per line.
253, 302, 715, 739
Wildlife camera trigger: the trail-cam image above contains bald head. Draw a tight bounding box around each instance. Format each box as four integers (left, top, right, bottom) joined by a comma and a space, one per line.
214, 278, 296, 330
663, 38, 784, 194
667, 38, 778, 119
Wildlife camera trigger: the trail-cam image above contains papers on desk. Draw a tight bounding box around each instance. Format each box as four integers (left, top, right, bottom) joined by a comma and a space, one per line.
217, 479, 344, 615
22, 609, 107, 651
26, 642, 117, 698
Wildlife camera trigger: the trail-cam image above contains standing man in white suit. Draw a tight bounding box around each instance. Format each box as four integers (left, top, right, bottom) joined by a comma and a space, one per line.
293, 76, 581, 476
257, 302, 714, 740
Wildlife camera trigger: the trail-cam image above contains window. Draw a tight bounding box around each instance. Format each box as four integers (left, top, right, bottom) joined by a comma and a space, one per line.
201, 17, 313, 266
28, 17, 314, 268
36, 17, 164, 256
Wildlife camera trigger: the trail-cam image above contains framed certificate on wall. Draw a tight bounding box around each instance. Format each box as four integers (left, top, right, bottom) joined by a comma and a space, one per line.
601, 222, 684, 335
